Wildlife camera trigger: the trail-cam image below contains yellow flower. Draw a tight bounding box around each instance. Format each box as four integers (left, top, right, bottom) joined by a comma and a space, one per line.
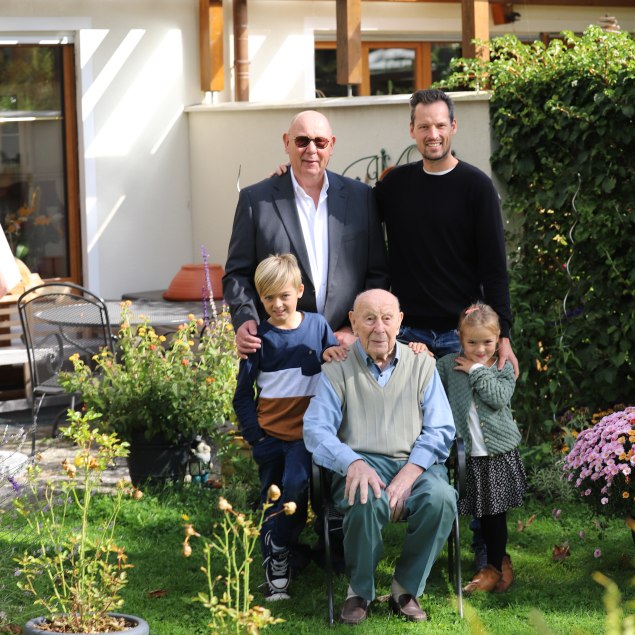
61, 458, 77, 477
182, 541, 192, 557
623, 491, 630, 499
267, 485, 281, 501
283, 502, 297, 516
218, 497, 233, 512
184, 524, 200, 538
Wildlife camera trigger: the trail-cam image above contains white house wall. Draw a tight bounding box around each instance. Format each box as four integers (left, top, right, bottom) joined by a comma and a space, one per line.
238, 1, 635, 103
3, 0, 634, 298
1, 0, 200, 299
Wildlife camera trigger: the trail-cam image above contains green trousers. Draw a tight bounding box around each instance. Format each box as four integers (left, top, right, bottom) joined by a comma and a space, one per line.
332, 452, 457, 601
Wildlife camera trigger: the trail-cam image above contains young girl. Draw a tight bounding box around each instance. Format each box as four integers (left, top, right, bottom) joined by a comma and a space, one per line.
437, 302, 526, 594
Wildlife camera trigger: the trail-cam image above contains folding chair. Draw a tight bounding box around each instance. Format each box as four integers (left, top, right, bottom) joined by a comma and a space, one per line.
310, 437, 466, 624
18, 282, 115, 454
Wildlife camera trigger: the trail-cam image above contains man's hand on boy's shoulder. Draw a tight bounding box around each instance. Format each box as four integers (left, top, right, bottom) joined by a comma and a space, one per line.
322, 345, 349, 362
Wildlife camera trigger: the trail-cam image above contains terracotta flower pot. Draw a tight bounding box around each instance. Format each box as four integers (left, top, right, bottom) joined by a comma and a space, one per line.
23, 613, 149, 634
163, 263, 224, 301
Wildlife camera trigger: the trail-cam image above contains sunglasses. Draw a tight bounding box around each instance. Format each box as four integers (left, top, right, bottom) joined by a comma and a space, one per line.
293, 136, 331, 149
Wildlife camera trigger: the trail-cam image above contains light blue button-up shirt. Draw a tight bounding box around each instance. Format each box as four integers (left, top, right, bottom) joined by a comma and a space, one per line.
304, 341, 456, 476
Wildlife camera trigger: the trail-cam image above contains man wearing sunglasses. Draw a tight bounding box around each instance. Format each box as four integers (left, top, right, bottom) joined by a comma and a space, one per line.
223, 110, 389, 357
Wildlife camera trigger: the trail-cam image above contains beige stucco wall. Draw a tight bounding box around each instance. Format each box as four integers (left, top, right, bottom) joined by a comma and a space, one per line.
187, 91, 491, 269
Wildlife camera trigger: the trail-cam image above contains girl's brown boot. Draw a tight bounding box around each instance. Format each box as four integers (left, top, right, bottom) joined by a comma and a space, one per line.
462, 564, 502, 595
494, 554, 514, 592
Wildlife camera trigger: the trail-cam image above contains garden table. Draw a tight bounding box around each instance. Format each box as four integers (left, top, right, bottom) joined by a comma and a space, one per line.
37, 299, 204, 331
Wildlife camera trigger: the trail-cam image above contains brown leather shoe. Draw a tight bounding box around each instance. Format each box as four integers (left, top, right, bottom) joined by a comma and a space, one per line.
388, 594, 428, 622
463, 564, 502, 594
340, 596, 369, 625
494, 554, 514, 592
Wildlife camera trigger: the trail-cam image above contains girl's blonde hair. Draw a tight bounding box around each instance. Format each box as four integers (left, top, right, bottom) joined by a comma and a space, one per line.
254, 253, 302, 298
457, 302, 500, 337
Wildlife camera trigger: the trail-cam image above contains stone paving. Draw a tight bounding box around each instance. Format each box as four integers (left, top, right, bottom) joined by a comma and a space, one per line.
0, 408, 130, 509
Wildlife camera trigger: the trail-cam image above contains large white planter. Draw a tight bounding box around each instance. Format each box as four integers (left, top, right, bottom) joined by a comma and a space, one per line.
23, 613, 149, 634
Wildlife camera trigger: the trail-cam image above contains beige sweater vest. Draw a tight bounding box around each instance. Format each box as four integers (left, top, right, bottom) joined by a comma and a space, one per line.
322, 342, 436, 459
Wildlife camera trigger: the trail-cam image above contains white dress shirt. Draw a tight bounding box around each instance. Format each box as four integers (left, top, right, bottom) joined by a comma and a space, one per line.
290, 169, 329, 314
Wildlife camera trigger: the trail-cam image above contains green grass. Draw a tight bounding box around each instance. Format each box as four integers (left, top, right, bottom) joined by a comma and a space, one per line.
1, 480, 634, 634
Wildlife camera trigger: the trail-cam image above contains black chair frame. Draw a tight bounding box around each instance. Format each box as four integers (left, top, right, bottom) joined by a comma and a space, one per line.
310, 437, 466, 624
18, 282, 115, 453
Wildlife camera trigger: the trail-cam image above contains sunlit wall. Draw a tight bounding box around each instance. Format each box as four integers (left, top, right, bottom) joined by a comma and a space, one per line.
0, 0, 200, 299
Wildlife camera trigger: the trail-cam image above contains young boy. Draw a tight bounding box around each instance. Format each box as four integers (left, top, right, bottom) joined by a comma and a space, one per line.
232, 253, 345, 601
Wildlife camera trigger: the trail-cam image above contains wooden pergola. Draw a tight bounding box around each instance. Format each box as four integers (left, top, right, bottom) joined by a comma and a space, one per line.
198, 0, 634, 101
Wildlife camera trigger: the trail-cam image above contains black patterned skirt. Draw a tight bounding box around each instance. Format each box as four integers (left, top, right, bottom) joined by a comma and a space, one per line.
458, 449, 527, 518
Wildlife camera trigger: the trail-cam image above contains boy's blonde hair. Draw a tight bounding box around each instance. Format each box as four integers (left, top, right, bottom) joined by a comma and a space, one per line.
457, 302, 500, 337
254, 253, 303, 298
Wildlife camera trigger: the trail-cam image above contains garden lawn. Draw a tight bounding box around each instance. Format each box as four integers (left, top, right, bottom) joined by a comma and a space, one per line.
1, 484, 634, 634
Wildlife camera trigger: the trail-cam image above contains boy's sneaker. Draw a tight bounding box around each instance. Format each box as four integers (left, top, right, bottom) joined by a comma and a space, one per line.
262, 532, 290, 601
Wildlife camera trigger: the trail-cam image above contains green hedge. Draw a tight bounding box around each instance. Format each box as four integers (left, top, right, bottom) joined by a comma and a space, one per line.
439, 27, 635, 443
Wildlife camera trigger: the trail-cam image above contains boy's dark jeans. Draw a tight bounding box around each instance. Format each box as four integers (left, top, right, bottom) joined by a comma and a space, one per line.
253, 436, 311, 557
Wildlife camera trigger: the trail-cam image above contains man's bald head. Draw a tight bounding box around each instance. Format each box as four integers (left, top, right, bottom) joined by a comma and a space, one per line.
350, 289, 403, 363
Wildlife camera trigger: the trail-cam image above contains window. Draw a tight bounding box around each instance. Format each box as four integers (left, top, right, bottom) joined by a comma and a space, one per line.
315, 41, 461, 98
0, 44, 81, 282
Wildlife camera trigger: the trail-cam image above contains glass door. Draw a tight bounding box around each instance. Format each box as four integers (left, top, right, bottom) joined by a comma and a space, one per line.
0, 44, 80, 281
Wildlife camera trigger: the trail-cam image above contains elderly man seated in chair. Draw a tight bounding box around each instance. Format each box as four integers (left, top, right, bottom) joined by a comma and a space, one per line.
303, 289, 457, 625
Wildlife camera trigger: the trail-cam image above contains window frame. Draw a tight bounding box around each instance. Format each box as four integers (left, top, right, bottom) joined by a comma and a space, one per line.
316, 40, 446, 97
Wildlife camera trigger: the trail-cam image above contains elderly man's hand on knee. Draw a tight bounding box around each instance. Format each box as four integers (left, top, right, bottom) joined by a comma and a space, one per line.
345, 459, 385, 505
386, 462, 424, 522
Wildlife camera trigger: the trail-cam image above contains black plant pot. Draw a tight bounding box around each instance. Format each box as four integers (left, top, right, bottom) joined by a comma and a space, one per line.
23, 613, 149, 634
127, 432, 190, 488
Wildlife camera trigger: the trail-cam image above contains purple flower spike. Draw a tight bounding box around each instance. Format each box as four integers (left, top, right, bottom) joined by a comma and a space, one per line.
7, 475, 20, 493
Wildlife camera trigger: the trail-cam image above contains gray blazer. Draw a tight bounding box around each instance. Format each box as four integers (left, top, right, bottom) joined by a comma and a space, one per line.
222, 170, 389, 332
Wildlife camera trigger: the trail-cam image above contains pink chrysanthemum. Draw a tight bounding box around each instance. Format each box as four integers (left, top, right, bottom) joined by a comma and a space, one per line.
563, 407, 635, 518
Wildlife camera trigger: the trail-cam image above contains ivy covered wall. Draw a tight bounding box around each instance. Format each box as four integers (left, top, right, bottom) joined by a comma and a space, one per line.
440, 27, 635, 443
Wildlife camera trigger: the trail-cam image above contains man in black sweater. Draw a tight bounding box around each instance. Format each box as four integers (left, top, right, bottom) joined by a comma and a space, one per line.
375, 89, 517, 570
375, 89, 518, 375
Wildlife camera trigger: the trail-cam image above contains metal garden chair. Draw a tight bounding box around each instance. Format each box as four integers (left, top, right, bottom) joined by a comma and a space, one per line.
18, 282, 114, 454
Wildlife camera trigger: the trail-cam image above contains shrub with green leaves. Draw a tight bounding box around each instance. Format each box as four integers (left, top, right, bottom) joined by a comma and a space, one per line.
439, 27, 635, 443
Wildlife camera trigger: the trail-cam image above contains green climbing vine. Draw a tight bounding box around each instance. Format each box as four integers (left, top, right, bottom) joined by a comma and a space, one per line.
439, 26, 635, 443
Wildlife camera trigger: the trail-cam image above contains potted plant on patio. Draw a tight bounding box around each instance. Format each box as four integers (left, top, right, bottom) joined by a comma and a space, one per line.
16, 408, 149, 634
58, 301, 239, 486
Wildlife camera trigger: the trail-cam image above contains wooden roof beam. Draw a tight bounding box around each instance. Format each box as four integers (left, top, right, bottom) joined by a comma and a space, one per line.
199, 0, 224, 93
336, 0, 363, 88
462, 0, 490, 60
